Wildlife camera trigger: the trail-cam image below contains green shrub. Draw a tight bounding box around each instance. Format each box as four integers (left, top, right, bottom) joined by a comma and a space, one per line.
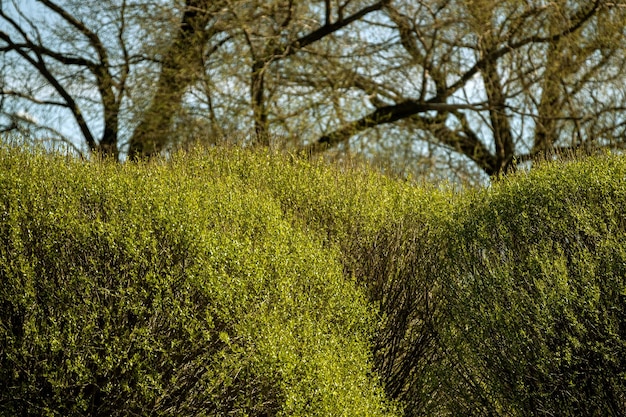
7, 144, 624, 417
0, 147, 396, 416
191, 148, 454, 416
338, 154, 626, 416
437, 155, 626, 416
170, 148, 466, 416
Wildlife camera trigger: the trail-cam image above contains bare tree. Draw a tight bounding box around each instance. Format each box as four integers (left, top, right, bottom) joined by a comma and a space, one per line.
175, 0, 392, 149
300, 0, 626, 179
2, 0, 626, 179
1, 0, 390, 159
0, 0, 147, 158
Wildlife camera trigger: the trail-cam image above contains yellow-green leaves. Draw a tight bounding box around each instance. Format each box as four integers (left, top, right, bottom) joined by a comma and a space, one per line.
0, 146, 397, 417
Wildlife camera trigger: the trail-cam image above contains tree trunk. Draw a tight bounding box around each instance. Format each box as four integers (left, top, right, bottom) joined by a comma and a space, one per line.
534, 43, 565, 158
251, 60, 269, 146
480, 49, 515, 175
127, 0, 213, 159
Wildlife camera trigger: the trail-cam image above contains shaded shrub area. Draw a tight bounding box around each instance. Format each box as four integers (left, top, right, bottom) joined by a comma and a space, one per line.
438, 157, 626, 416
0, 147, 396, 416
351, 214, 451, 417
355, 155, 626, 416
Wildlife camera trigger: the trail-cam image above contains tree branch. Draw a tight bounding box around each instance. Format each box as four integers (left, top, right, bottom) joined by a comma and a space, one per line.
294, 0, 389, 52
303, 99, 488, 153
0, 89, 68, 107
447, 0, 601, 95
36, 0, 110, 69
0, 31, 98, 151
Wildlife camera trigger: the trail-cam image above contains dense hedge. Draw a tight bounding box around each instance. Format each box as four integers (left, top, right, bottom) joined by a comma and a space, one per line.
163, 149, 453, 417
0, 147, 397, 416
437, 157, 626, 416
2, 145, 625, 416
359, 155, 626, 416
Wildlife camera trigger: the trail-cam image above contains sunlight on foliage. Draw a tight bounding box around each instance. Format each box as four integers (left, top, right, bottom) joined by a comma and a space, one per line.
1, 145, 625, 416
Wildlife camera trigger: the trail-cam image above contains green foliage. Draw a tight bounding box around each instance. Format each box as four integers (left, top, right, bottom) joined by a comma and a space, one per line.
2, 145, 625, 417
437, 156, 626, 416
326, 152, 626, 416
0, 146, 396, 416
164, 148, 454, 417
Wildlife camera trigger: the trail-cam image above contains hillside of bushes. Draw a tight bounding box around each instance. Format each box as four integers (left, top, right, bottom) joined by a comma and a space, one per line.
0, 145, 624, 416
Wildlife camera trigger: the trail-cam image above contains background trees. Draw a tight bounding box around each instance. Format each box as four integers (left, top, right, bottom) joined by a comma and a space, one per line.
302, 0, 626, 180
2, 0, 626, 181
